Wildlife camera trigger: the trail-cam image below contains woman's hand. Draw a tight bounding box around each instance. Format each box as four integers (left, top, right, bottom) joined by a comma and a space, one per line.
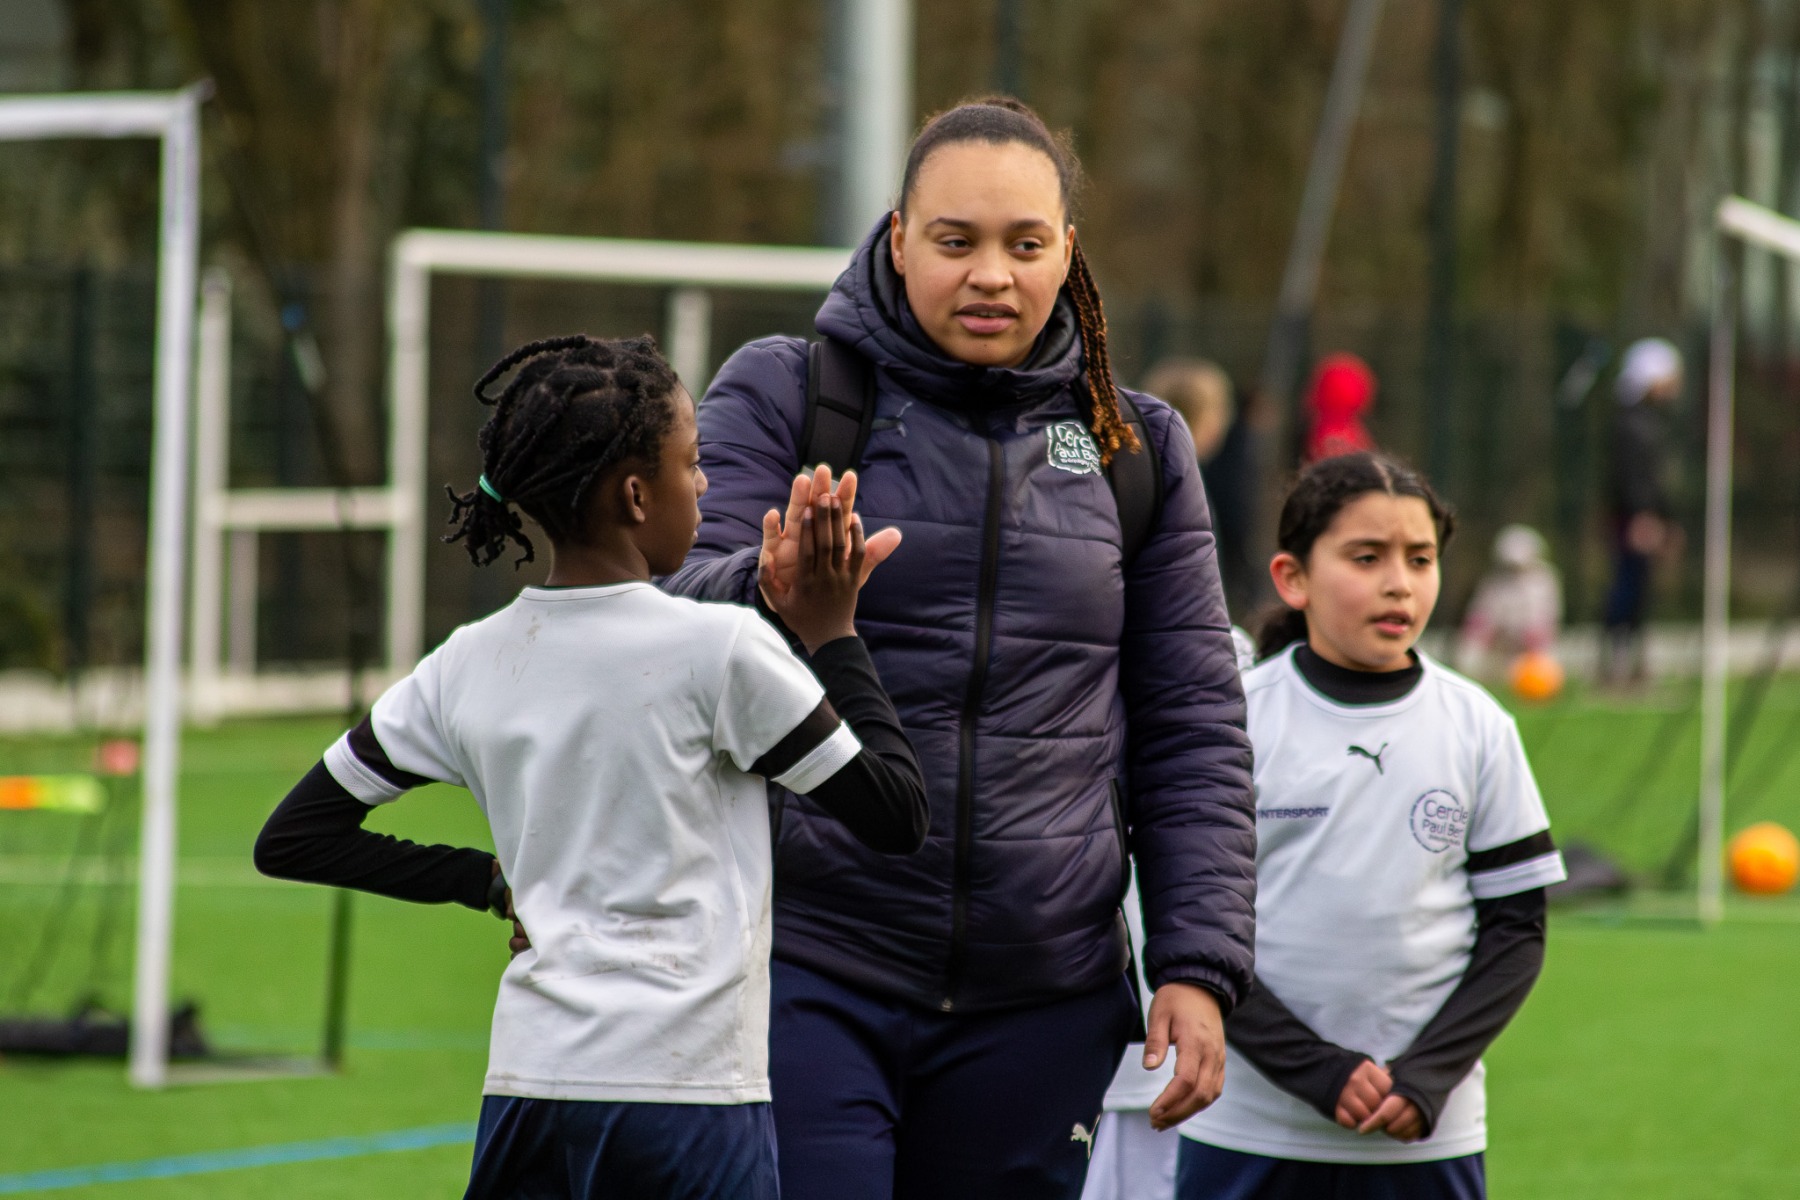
1144, 982, 1227, 1130
759, 468, 901, 614
1334, 1059, 1391, 1130
762, 491, 867, 653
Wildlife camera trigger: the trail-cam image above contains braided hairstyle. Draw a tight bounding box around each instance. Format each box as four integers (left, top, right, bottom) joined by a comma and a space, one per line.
898, 96, 1141, 465
445, 334, 679, 567
1254, 452, 1457, 659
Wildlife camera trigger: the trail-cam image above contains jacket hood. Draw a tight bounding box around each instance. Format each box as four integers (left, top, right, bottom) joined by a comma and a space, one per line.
814, 215, 1085, 410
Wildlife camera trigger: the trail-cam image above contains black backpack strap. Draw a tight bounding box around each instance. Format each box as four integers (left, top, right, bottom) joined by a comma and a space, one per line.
1106, 391, 1164, 568
801, 337, 877, 476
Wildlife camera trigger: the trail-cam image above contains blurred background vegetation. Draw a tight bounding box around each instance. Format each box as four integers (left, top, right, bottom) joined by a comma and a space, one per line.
3, 0, 1800, 669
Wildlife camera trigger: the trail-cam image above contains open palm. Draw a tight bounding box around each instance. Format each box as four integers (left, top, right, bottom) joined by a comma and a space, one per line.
759, 466, 901, 609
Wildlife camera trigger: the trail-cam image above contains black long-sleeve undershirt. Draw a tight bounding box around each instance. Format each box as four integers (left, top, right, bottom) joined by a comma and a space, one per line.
253, 759, 498, 910
786, 636, 928, 854
254, 635, 927, 904
1225, 977, 1369, 1123
1226, 887, 1548, 1136
1387, 887, 1547, 1133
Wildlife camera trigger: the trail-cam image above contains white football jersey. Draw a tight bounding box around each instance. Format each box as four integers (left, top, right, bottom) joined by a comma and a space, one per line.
1181, 645, 1564, 1163
324, 582, 858, 1105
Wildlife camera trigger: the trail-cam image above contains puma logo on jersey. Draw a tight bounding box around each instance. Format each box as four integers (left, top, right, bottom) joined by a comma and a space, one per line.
1347, 743, 1389, 774
1071, 1122, 1095, 1158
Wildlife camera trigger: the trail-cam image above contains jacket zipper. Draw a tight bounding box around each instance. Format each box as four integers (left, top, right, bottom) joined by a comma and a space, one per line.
1110, 779, 1131, 904
943, 436, 1005, 1011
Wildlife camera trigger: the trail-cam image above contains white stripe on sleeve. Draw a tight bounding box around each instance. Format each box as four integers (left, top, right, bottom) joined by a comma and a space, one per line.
323, 736, 408, 806
1468, 851, 1567, 900
773, 722, 862, 795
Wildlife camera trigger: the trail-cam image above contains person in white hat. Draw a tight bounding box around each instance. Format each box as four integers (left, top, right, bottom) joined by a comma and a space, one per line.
1602, 338, 1682, 686
1456, 525, 1562, 680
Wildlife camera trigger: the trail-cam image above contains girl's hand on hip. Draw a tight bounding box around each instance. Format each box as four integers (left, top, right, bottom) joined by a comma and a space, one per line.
1144, 982, 1226, 1130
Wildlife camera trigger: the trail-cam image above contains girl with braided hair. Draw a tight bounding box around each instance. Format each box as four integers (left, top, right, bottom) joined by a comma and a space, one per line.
663, 98, 1255, 1200
255, 334, 926, 1199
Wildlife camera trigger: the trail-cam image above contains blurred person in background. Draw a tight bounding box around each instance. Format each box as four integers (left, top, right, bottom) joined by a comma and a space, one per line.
1142, 358, 1258, 619
1602, 338, 1683, 687
1303, 353, 1377, 464
1456, 525, 1562, 680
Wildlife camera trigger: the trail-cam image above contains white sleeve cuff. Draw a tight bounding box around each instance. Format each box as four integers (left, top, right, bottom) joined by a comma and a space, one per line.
323, 736, 405, 805
773, 722, 862, 795
1469, 851, 1567, 899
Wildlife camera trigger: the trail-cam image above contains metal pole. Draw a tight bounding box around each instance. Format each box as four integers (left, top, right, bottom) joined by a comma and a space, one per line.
385, 252, 430, 674
475, 0, 510, 372
1423, 0, 1460, 484
320, 889, 355, 1068
227, 529, 257, 674
1257, 0, 1387, 424
994, 0, 1024, 98
188, 268, 232, 726
666, 287, 712, 397
130, 85, 203, 1090
839, 0, 911, 244
1698, 247, 1736, 926
63, 267, 98, 681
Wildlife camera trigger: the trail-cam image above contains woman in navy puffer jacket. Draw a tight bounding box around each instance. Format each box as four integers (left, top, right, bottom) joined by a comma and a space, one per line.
662, 99, 1255, 1200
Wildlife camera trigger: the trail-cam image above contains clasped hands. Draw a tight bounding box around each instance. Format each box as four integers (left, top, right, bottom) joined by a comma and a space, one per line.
1336, 1059, 1424, 1142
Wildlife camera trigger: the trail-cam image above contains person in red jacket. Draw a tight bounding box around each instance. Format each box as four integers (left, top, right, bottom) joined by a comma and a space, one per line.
1304, 353, 1377, 464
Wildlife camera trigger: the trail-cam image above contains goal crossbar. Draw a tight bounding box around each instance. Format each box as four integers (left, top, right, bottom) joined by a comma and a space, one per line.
382, 229, 850, 669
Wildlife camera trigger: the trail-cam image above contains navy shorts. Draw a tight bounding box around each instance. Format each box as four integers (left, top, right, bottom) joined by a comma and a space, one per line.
769, 957, 1140, 1200
1177, 1140, 1485, 1200
464, 1095, 778, 1200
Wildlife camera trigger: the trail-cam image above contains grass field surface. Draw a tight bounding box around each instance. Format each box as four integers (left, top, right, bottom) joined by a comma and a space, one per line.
1, 679, 1797, 1196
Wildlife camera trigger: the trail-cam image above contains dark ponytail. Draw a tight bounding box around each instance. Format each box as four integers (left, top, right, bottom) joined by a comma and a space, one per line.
445, 334, 679, 567
1254, 452, 1457, 659
899, 95, 1139, 465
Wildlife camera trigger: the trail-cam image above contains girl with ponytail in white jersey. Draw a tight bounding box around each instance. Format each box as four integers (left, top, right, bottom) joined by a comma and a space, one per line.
1177, 453, 1565, 1200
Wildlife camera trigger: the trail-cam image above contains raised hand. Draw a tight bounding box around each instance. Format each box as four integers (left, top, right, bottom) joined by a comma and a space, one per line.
759, 466, 829, 611
759, 468, 901, 615
829, 470, 903, 586
762, 491, 864, 653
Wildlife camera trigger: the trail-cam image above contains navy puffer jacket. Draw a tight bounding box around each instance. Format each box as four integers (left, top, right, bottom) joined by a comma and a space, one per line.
663, 221, 1255, 1014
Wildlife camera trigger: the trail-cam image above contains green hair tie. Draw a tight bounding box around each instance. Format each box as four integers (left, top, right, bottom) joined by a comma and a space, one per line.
477, 474, 505, 504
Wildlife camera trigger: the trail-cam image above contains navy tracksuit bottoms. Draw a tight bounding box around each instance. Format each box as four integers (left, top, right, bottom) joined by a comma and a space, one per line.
1177, 1140, 1486, 1200
463, 1094, 778, 1200
769, 956, 1141, 1200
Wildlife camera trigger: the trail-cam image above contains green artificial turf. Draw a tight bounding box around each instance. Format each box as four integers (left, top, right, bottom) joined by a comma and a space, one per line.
1489, 915, 1800, 1198
0, 689, 1796, 1196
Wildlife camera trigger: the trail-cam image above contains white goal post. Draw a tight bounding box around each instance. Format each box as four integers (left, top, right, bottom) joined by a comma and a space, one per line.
0, 87, 203, 1088
189, 232, 851, 706
380, 229, 852, 668
1699, 196, 1800, 923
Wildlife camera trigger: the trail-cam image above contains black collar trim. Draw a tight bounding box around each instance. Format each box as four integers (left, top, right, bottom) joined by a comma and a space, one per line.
1294, 644, 1422, 706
